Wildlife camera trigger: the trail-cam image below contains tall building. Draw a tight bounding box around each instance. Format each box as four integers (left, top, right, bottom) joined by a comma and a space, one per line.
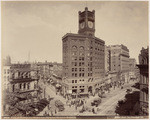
62, 7, 105, 97
129, 58, 136, 69
105, 46, 111, 74
129, 58, 136, 79
106, 44, 130, 83
137, 47, 149, 115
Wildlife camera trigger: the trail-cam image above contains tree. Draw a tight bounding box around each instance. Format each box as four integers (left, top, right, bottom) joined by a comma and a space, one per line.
115, 91, 140, 116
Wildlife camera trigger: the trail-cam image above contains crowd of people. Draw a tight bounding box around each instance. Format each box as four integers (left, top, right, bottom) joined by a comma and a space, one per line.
40, 77, 137, 116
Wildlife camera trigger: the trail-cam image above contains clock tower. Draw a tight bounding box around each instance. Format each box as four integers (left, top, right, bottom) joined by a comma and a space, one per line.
78, 7, 95, 36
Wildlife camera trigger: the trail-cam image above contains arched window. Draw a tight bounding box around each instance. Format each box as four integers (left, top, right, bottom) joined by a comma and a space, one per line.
72, 45, 77, 51
79, 46, 84, 51
24, 83, 26, 89
27, 83, 30, 90
12, 84, 15, 92
34, 83, 37, 89
19, 83, 22, 89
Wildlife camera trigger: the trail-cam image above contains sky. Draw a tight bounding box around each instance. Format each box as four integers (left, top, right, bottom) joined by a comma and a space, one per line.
1, 1, 149, 63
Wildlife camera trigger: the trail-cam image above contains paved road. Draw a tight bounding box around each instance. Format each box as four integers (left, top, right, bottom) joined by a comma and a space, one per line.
99, 80, 139, 115
37, 82, 67, 116
78, 80, 138, 116
38, 80, 138, 116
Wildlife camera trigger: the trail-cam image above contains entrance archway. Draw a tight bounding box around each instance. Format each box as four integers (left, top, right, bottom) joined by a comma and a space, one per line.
88, 86, 93, 93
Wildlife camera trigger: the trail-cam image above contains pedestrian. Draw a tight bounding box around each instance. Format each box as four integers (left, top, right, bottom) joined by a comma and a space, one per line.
51, 111, 53, 116
75, 105, 77, 110
81, 100, 83, 105
44, 111, 47, 116
55, 109, 57, 114
92, 108, 95, 114
47, 104, 49, 110
47, 113, 50, 116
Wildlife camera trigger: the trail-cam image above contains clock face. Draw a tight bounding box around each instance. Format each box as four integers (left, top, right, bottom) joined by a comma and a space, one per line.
88, 21, 93, 28
80, 22, 85, 29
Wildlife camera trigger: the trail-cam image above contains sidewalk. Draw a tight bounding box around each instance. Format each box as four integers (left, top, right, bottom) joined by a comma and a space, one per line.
38, 80, 137, 116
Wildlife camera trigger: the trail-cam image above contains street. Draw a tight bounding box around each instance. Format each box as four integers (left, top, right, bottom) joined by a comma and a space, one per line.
37, 79, 139, 116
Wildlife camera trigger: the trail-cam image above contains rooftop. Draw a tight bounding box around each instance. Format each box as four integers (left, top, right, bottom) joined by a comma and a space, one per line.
62, 33, 105, 43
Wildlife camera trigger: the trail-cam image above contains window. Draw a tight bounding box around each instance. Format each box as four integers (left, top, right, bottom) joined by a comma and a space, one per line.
79, 57, 84, 61
72, 51, 77, 56
79, 52, 84, 56
24, 83, 26, 89
72, 73, 74, 77
19, 84, 22, 89
27, 83, 30, 89
72, 45, 77, 51
75, 73, 77, 77
79, 73, 81, 77
7, 69, 9, 74
75, 62, 77, 66
7, 76, 9, 81
82, 73, 84, 77
79, 62, 84, 66
72, 62, 77, 66
72, 57, 77, 61
12, 84, 15, 92
79, 46, 84, 50
72, 80, 74, 83
75, 80, 77, 83
4, 69, 6, 74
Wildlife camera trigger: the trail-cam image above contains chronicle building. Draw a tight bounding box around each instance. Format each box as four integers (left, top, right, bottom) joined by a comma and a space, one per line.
62, 7, 105, 96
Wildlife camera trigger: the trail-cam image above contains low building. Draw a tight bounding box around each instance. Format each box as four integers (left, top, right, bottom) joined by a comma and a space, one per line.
37, 61, 53, 81
3, 63, 40, 116
3, 65, 11, 90
2, 56, 12, 90
9, 63, 39, 97
53, 62, 63, 78
137, 47, 149, 116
